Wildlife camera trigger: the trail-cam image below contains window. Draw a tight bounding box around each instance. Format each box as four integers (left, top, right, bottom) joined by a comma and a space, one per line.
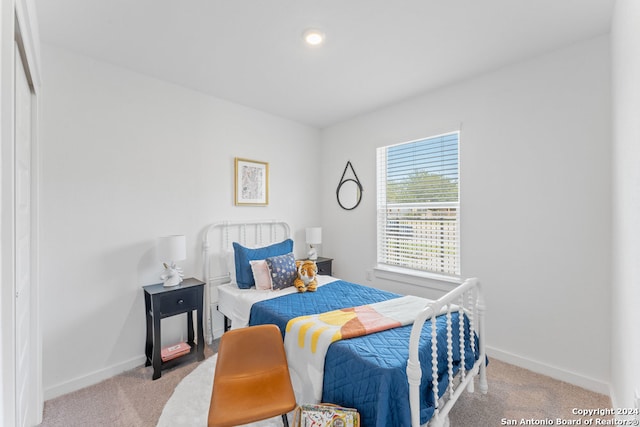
376, 132, 460, 277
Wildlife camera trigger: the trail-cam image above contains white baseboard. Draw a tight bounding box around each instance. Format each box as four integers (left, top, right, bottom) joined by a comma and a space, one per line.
487, 345, 611, 396
43, 354, 147, 400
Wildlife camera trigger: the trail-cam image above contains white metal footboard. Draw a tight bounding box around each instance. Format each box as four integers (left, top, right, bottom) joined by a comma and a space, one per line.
406, 277, 487, 427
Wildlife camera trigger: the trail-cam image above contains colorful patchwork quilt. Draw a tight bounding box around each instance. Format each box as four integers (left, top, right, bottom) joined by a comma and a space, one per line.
285, 295, 429, 404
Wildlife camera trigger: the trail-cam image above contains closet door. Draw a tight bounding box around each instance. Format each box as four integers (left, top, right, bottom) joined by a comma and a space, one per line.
14, 40, 34, 427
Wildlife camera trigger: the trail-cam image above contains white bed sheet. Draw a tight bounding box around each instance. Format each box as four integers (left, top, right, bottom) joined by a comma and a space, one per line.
217, 275, 338, 330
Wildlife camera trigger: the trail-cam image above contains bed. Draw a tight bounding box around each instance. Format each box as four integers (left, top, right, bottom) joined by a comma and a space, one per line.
202, 220, 487, 427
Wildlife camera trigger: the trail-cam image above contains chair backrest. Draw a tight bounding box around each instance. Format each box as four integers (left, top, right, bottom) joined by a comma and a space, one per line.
215, 324, 288, 377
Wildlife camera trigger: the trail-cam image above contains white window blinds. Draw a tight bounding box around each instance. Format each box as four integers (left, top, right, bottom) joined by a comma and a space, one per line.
376, 132, 460, 277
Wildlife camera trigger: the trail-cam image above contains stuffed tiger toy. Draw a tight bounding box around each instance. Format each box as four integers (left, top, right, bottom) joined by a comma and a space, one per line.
294, 260, 318, 292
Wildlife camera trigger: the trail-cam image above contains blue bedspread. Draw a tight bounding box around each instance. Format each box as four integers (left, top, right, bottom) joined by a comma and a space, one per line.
249, 280, 479, 427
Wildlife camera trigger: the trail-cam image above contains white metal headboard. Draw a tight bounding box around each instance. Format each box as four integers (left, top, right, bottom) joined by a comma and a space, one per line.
201, 220, 291, 342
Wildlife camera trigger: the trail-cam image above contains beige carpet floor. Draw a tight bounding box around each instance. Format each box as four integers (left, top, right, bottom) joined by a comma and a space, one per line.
40, 346, 612, 427
448, 359, 613, 426
40, 343, 218, 427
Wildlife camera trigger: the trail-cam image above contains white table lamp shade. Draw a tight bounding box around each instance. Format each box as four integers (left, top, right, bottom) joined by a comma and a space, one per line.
158, 235, 186, 263
305, 227, 322, 245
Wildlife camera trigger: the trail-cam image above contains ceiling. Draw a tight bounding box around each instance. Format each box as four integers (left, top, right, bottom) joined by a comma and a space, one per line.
35, 0, 614, 129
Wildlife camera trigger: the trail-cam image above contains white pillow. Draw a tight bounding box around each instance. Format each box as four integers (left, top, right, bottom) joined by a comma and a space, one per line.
250, 259, 273, 290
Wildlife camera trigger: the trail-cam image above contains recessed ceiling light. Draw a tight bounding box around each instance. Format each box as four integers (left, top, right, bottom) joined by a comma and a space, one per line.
303, 29, 325, 46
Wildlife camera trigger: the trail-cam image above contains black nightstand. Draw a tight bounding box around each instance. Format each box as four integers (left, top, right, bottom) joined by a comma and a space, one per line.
313, 257, 333, 276
143, 278, 205, 380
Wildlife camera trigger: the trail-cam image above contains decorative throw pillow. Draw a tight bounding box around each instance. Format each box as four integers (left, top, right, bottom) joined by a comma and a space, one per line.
265, 252, 297, 290
250, 260, 273, 290
233, 239, 294, 289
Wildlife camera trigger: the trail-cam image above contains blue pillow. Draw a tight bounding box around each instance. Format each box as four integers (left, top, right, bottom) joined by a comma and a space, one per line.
265, 253, 297, 290
233, 239, 294, 289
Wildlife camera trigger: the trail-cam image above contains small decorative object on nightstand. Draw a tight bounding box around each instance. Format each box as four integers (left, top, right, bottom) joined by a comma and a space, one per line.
305, 227, 322, 260
157, 235, 186, 287
143, 277, 205, 380
313, 257, 333, 276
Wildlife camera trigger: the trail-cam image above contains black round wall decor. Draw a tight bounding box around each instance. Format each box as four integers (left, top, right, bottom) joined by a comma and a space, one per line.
336, 161, 363, 210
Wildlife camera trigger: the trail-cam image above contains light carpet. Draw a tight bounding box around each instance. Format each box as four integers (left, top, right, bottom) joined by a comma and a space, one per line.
156, 354, 287, 427
157, 355, 613, 427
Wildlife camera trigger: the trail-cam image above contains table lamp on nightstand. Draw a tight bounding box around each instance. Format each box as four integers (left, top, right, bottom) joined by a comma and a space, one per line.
158, 235, 186, 287
305, 227, 322, 261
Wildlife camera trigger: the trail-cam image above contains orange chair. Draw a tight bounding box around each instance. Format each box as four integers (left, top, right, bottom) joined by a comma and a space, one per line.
208, 324, 297, 427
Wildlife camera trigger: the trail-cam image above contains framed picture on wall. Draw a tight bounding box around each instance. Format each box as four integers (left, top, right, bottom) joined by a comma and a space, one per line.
234, 157, 269, 206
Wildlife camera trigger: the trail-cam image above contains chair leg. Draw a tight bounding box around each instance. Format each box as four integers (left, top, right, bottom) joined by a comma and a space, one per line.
282, 413, 289, 427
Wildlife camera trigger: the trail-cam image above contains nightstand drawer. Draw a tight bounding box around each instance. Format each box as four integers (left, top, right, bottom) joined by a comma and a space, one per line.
158, 288, 198, 316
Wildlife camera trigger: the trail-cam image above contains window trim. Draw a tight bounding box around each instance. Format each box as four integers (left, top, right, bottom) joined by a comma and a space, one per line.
373, 265, 461, 293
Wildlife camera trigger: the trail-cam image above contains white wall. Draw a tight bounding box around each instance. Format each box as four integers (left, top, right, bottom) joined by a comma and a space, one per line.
39, 45, 321, 398
611, 0, 640, 410
320, 36, 611, 393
